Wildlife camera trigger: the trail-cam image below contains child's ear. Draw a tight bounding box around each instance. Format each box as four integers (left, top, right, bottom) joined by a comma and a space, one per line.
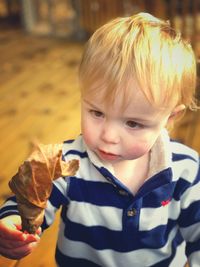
168, 104, 186, 122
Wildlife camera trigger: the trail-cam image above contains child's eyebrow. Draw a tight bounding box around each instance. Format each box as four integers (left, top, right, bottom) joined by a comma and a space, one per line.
83, 99, 101, 110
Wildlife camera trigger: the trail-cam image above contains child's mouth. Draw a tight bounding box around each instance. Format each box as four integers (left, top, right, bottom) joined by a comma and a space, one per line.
97, 149, 120, 161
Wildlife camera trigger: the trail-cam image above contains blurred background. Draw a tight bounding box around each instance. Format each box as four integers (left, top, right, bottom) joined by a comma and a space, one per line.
0, 1, 199, 266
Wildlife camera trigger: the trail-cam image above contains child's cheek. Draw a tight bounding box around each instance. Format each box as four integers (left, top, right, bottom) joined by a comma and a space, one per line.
82, 127, 95, 148
127, 141, 151, 158
81, 117, 92, 145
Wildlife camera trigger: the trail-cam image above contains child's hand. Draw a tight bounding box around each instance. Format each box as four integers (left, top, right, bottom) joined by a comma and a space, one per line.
0, 215, 41, 260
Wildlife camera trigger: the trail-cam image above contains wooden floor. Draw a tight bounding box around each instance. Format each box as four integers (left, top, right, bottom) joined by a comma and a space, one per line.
0, 26, 199, 267
0, 26, 82, 267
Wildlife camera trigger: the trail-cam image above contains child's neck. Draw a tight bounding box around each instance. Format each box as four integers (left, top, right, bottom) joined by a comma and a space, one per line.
112, 152, 150, 195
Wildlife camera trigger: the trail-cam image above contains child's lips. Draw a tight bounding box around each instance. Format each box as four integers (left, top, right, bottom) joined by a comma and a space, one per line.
97, 149, 120, 161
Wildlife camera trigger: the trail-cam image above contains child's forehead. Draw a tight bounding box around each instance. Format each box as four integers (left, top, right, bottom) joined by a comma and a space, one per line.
83, 82, 170, 117
82, 79, 133, 105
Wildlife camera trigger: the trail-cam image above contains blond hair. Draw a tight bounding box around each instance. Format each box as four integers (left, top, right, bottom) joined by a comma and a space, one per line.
79, 12, 197, 110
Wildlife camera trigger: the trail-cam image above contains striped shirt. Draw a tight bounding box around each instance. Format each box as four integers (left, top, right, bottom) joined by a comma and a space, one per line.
1, 130, 200, 267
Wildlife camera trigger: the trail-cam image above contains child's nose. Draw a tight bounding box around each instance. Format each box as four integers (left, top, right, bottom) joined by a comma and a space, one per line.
101, 123, 119, 144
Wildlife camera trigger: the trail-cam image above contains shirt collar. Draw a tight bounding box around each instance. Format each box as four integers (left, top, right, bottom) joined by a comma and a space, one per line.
147, 128, 172, 179
83, 128, 172, 180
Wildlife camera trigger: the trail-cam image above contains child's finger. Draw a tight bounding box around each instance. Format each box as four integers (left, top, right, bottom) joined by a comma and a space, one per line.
0, 215, 25, 240
0, 221, 24, 241
0, 235, 39, 249
0, 240, 39, 260
23, 232, 40, 242
35, 226, 42, 236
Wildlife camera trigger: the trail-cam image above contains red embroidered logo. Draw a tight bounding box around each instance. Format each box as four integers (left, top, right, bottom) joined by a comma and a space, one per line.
161, 199, 171, 206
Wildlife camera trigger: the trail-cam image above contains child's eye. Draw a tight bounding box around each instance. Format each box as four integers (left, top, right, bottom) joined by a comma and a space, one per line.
90, 110, 104, 118
126, 120, 144, 129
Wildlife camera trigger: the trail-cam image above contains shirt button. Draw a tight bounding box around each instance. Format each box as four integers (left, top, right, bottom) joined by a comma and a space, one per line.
127, 208, 137, 217
118, 190, 128, 196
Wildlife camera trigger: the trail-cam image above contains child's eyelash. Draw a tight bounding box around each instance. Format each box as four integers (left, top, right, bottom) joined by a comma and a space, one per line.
126, 120, 145, 129
89, 110, 104, 117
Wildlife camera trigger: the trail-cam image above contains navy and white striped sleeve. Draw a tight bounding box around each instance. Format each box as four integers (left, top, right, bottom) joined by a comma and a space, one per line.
41, 177, 70, 230
177, 157, 200, 266
0, 196, 19, 219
